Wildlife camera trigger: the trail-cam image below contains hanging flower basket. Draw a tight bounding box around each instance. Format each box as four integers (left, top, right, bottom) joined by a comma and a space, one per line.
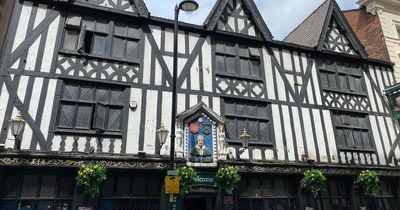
356, 170, 380, 196
302, 169, 326, 197
177, 166, 197, 195
215, 166, 241, 194
76, 163, 107, 198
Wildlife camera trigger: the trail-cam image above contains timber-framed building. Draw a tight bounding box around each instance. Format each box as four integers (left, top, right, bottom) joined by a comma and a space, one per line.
0, 0, 399, 209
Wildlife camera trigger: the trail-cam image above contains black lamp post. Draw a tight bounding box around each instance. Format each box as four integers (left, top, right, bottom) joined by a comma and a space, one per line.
9, 111, 26, 150
169, 0, 199, 169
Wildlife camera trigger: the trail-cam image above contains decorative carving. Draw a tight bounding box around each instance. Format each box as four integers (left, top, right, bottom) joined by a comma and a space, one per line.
216, 77, 265, 98
323, 21, 356, 55
56, 55, 139, 83
218, 124, 227, 160
175, 127, 184, 158
322, 91, 370, 111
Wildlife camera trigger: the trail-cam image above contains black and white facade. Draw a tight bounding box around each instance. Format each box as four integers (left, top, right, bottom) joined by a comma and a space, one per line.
0, 0, 400, 209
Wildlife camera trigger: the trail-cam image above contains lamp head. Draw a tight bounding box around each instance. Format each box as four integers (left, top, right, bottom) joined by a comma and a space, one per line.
9, 111, 26, 137
239, 128, 250, 149
156, 123, 169, 146
179, 0, 199, 13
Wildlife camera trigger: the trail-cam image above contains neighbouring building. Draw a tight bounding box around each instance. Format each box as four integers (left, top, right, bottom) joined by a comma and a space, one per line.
0, 0, 399, 209
347, 0, 400, 81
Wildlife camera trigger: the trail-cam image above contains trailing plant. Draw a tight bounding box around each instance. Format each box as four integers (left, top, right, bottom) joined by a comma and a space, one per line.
76, 163, 107, 198
177, 166, 197, 195
215, 166, 241, 194
302, 169, 326, 197
356, 170, 380, 196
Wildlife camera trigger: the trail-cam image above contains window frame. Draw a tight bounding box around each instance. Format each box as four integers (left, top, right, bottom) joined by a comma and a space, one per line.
318, 58, 366, 96
54, 79, 128, 137
331, 110, 375, 152
223, 98, 273, 146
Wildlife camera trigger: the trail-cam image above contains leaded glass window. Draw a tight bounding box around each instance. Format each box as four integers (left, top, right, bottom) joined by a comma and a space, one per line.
332, 111, 373, 150
224, 99, 272, 144
56, 80, 126, 134
316, 179, 352, 210
319, 59, 365, 94
215, 41, 262, 78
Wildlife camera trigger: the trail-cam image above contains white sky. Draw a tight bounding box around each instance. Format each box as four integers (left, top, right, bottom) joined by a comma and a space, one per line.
144, 0, 359, 40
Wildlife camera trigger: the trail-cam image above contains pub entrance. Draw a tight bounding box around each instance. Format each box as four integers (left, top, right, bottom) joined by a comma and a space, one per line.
182, 194, 217, 210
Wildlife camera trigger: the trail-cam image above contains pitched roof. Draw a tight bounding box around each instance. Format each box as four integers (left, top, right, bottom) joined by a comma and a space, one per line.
177, 102, 224, 124
284, 0, 331, 47
203, 0, 273, 41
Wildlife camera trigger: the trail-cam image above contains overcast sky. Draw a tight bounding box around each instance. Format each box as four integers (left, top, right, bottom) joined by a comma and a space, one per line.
144, 0, 359, 40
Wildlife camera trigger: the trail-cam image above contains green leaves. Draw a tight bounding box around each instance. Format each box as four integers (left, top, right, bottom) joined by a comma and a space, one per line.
356, 170, 380, 196
215, 166, 241, 194
76, 163, 107, 198
302, 169, 326, 197
177, 166, 197, 195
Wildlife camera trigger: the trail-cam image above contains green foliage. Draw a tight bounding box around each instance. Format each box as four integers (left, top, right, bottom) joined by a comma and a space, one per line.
76, 163, 107, 198
177, 166, 197, 195
356, 170, 380, 196
302, 169, 326, 197
215, 166, 241, 194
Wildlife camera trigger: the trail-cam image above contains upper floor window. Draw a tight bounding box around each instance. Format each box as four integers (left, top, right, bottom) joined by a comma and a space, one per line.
215, 41, 262, 79
318, 59, 365, 95
396, 25, 400, 39
62, 14, 141, 62
332, 111, 373, 151
223, 99, 272, 145
56, 80, 127, 135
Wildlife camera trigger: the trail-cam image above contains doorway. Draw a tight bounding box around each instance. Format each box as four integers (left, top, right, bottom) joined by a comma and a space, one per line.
183, 196, 216, 210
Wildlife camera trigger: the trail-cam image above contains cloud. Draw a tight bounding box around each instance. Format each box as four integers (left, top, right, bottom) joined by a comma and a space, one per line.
144, 0, 358, 40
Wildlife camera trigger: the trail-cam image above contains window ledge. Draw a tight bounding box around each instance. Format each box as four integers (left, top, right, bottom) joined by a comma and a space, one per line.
322, 88, 367, 97
339, 147, 376, 153
216, 73, 264, 82
54, 129, 123, 137
58, 49, 140, 66
227, 140, 274, 147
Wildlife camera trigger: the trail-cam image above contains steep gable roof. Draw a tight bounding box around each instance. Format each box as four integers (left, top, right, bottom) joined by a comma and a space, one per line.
75, 0, 150, 17
284, 0, 368, 58
204, 0, 273, 41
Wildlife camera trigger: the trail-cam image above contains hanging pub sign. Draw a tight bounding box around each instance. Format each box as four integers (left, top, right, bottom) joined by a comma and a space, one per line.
384, 83, 400, 119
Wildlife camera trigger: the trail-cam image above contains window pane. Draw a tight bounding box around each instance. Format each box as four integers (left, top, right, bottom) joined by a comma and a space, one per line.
250, 59, 261, 77
248, 120, 259, 141
21, 175, 39, 197
257, 104, 268, 118
236, 101, 246, 116
107, 107, 122, 131
224, 101, 235, 115
95, 19, 109, 33
225, 118, 237, 140
66, 15, 81, 27
63, 30, 79, 50
132, 177, 145, 196
226, 44, 235, 55
114, 23, 126, 37
82, 17, 95, 31
39, 175, 56, 197
237, 120, 247, 139
63, 84, 79, 100
110, 89, 124, 104
58, 103, 75, 128
215, 43, 225, 53
94, 103, 107, 131
353, 130, 363, 148
354, 77, 363, 93
92, 34, 107, 55
126, 40, 138, 60
216, 55, 226, 73
96, 88, 109, 103
127, 26, 140, 39
349, 76, 356, 92
148, 177, 161, 197
344, 129, 355, 147
320, 72, 329, 88
362, 131, 371, 149
101, 178, 114, 197
239, 46, 249, 57
226, 56, 236, 74
339, 74, 348, 90
240, 58, 250, 76
75, 104, 93, 129
79, 85, 94, 101
336, 129, 346, 147
328, 73, 337, 88
116, 177, 130, 196
112, 37, 125, 58
259, 121, 271, 143
3, 176, 18, 197
59, 177, 74, 197
246, 104, 258, 117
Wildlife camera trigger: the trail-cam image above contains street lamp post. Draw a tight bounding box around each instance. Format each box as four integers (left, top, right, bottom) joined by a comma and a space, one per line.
168, 1, 198, 209
9, 111, 26, 150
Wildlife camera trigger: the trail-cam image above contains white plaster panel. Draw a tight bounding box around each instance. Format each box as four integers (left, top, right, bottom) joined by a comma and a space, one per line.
322, 110, 338, 163
272, 104, 285, 160
265, 149, 274, 160
40, 79, 56, 143
282, 50, 292, 71
311, 62, 322, 105
155, 59, 162, 86
282, 105, 295, 161
263, 48, 275, 100
252, 148, 262, 160
313, 109, 328, 162
114, 139, 122, 154
302, 108, 316, 160
364, 72, 377, 112
77, 137, 86, 152
164, 28, 173, 52
41, 15, 60, 73
33, 4, 47, 29
369, 115, 386, 165
189, 94, 198, 107
12, 1, 33, 52
51, 135, 61, 151
190, 57, 200, 91
150, 25, 161, 48
201, 96, 209, 107
291, 107, 304, 160
101, 138, 110, 153
178, 31, 185, 54
160, 91, 172, 155
374, 67, 388, 113
188, 33, 199, 53
126, 88, 142, 154
177, 93, 186, 114
212, 97, 220, 116
0, 83, 10, 135
142, 35, 152, 84
276, 66, 286, 102
378, 116, 393, 163
202, 37, 213, 92
64, 136, 74, 152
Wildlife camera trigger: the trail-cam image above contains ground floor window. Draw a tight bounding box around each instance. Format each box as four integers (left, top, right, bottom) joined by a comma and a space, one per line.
98, 174, 162, 210
0, 173, 74, 210
236, 177, 297, 210
365, 179, 399, 210
315, 179, 351, 210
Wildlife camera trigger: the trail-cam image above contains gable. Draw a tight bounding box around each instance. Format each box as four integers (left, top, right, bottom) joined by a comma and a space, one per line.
75, 0, 149, 17
204, 0, 273, 41
322, 20, 356, 55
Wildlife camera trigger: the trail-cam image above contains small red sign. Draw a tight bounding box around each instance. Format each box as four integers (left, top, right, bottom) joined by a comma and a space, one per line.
189, 123, 199, 134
